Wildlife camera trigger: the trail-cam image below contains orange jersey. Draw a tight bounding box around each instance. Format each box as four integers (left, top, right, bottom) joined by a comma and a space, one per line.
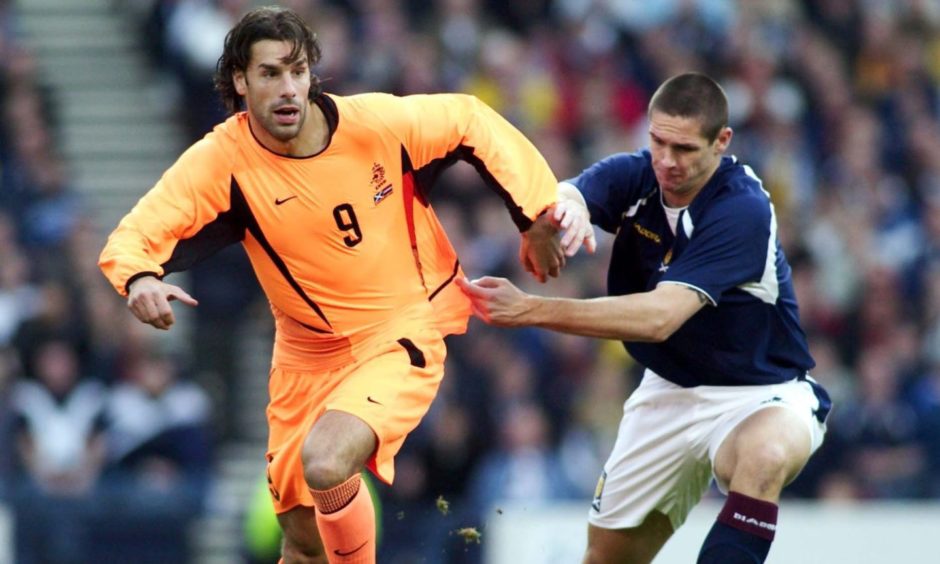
99, 93, 557, 367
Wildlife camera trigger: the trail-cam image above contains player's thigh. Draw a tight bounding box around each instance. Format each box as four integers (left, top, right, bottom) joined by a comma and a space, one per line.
590, 371, 712, 532
326, 329, 446, 483
713, 405, 813, 495
584, 511, 673, 564
277, 505, 325, 562
709, 377, 827, 495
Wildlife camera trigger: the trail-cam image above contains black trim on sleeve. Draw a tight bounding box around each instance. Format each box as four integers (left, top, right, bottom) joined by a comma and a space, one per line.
396, 338, 426, 368
161, 187, 250, 275
124, 271, 162, 295
405, 144, 532, 231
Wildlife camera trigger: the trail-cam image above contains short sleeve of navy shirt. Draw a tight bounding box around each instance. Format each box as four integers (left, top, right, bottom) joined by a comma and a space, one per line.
567, 150, 815, 387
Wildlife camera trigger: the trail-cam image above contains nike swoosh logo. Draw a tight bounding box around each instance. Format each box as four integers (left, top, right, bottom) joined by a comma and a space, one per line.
275, 195, 298, 205
367, 396, 382, 405
334, 540, 368, 556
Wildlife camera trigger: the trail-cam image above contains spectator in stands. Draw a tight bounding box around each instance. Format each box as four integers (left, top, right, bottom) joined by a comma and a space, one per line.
10, 338, 107, 563
90, 350, 213, 563
0, 345, 21, 501
829, 344, 935, 498
164, 0, 250, 139
0, 249, 40, 347
468, 401, 577, 515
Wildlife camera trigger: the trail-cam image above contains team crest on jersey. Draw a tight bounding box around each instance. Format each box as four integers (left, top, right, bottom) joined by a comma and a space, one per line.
370, 162, 387, 188
658, 248, 673, 273
370, 162, 393, 205
592, 470, 607, 512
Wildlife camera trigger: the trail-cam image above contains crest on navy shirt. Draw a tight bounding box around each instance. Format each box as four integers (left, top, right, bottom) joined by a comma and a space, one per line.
658, 248, 673, 273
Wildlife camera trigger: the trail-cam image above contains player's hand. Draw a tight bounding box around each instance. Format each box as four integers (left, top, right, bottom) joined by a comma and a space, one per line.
519, 211, 564, 283
455, 276, 533, 327
554, 197, 596, 256
554, 181, 596, 257
126, 276, 198, 330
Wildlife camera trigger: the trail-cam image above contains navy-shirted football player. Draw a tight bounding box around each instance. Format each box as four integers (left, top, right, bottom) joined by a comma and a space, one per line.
457, 73, 831, 564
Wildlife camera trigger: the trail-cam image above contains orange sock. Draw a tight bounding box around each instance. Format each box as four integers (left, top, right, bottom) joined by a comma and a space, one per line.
311, 474, 376, 563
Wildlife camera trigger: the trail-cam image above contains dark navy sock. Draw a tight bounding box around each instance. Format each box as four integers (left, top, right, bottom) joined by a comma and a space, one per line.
697, 491, 778, 564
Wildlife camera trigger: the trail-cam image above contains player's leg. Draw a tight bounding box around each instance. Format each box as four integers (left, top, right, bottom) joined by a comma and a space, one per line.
277, 505, 327, 564
584, 370, 711, 564
302, 410, 378, 562
700, 401, 820, 563
301, 330, 447, 562
583, 511, 673, 564
275, 411, 376, 564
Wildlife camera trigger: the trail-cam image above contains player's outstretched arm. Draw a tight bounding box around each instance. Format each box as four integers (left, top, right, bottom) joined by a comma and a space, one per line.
455, 276, 535, 325
456, 277, 707, 342
126, 276, 198, 331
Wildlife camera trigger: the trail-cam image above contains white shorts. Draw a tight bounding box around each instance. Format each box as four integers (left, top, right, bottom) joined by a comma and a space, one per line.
588, 369, 828, 531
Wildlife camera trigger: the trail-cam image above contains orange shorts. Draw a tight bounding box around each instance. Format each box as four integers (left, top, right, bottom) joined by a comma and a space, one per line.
264, 326, 446, 514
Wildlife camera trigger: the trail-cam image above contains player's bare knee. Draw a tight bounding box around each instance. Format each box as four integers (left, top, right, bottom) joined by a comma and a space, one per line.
750, 441, 791, 471
729, 441, 792, 495
302, 454, 355, 490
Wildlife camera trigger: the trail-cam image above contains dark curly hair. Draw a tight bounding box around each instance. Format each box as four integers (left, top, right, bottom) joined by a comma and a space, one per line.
214, 6, 323, 114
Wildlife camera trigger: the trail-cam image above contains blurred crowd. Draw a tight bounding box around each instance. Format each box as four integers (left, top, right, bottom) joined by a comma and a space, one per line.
3, 0, 940, 562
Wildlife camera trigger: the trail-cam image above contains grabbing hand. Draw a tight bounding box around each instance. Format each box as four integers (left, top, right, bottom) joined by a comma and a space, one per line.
520, 211, 564, 283
455, 276, 534, 327
126, 276, 198, 330
554, 198, 596, 257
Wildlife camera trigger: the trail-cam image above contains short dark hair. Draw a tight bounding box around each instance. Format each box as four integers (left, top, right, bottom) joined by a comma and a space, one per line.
214, 6, 323, 114
648, 73, 728, 142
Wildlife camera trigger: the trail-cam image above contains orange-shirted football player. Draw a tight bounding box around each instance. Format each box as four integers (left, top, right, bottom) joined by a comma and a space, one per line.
98, 6, 594, 564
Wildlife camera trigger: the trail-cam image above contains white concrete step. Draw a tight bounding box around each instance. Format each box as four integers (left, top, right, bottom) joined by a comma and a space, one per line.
75, 173, 166, 197
71, 157, 170, 180
32, 32, 137, 53
54, 85, 181, 121
35, 55, 149, 87
59, 99, 176, 122
191, 517, 243, 551
63, 131, 179, 159
19, 14, 125, 37
16, 0, 111, 12
62, 121, 178, 142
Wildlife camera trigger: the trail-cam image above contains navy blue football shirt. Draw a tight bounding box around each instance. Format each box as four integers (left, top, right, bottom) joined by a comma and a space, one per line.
568, 149, 815, 387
